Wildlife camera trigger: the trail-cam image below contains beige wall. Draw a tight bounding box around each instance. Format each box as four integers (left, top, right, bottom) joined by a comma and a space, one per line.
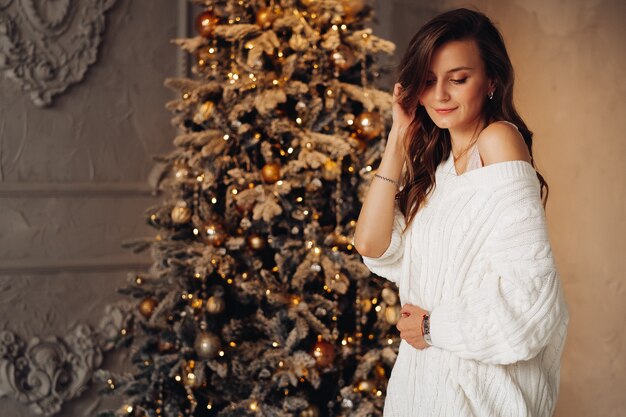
1, 0, 623, 415
375, 0, 626, 415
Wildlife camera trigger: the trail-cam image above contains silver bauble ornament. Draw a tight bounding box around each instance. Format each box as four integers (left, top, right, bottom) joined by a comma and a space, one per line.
194, 331, 221, 359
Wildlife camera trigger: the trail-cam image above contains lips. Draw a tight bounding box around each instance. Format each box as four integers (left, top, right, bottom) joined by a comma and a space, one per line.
435, 107, 457, 114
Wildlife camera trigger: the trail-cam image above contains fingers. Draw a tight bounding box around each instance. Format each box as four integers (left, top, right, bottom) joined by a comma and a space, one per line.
393, 83, 403, 99
400, 304, 417, 315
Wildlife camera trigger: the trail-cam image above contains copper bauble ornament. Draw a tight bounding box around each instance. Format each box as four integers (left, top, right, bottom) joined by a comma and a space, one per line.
171, 205, 192, 224
384, 304, 401, 325
247, 233, 266, 250
194, 331, 221, 359
354, 112, 383, 141
235, 197, 255, 214
261, 162, 281, 183
331, 45, 356, 71
374, 363, 386, 379
350, 135, 367, 152
158, 338, 174, 353
311, 340, 336, 368
138, 297, 158, 319
199, 221, 226, 247
195, 10, 219, 38
300, 405, 320, 417
206, 296, 225, 314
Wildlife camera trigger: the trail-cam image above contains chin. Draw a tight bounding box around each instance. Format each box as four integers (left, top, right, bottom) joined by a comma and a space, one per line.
432, 118, 455, 130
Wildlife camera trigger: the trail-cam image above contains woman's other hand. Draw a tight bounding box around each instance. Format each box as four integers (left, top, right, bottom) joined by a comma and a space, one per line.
397, 303, 430, 350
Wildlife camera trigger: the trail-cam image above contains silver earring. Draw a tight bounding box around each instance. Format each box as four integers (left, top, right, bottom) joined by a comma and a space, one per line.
488, 91, 494, 100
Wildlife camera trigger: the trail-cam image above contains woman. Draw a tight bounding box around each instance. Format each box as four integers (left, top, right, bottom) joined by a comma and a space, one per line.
354, 8, 569, 417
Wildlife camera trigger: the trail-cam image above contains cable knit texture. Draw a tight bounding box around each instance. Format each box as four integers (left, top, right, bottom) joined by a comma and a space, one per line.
361, 150, 569, 417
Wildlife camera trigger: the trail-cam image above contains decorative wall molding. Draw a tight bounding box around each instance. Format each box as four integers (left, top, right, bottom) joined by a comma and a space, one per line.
0, 181, 159, 198
0, 303, 132, 416
0, 256, 152, 274
0, 0, 118, 107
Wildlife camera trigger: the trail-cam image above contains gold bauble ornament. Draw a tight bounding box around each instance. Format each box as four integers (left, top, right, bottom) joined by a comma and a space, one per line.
354, 112, 383, 141
173, 160, 191, 180
247, 233, 266, 250
191, 298, 203, 310
182, 360, 203, 388
381, 287, 398, 305
194, 331, 221, 359
195, 10, 219, 38
182, 370, 201, 388
199, 221, 226, 247
138, 297, 158, 319
330, 45, 356, 71
196, 46, 217, 69
341, 0, 365, 19
261, 162, 281, 183
299, 0, 318, 7
384, 304, 401, 325
193, 101, 215, 124
311, 340, 336, 368
322, 159, 341, 181
299, 404, 320, 417
256, 7, 281, 28
171, 205, 192, 224
206, 296, 225, 314
361, 298, 372, 313
357, 379, 375, 393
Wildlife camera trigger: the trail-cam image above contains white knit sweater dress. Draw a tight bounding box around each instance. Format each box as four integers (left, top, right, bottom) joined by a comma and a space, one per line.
361, 147, 569, 417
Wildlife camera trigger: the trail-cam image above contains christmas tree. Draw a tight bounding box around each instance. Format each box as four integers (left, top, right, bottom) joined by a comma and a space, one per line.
98, 1, 401, 416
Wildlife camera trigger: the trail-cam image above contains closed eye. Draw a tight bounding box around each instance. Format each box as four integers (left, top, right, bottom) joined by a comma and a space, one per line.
451, 77, 468, 84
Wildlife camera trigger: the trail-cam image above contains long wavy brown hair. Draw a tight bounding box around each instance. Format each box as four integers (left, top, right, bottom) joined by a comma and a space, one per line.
394, 8, 549, 232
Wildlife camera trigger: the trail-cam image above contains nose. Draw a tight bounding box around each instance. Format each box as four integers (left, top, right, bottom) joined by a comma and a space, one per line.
434, 80, 450, 102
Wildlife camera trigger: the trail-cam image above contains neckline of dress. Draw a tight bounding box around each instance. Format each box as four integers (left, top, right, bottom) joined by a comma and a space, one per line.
443, 149, 537, 182
450, 143, 480, 176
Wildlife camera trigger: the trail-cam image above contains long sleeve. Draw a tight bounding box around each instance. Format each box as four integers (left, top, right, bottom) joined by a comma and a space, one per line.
428, 184, 569, 365
359, 205, 407, 286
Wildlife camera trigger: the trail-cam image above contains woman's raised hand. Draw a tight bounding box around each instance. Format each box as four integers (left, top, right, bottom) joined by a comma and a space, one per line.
391, 83, 415, 136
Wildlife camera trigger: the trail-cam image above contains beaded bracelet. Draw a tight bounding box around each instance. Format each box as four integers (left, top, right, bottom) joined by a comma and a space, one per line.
374, 173, 400, 187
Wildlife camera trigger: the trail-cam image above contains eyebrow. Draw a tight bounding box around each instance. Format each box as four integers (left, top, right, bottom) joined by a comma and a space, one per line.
447, 66, 473, 73
428, 66, 474, 75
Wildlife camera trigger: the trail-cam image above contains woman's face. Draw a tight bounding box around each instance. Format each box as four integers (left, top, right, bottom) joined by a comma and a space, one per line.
419, 39, 494, 132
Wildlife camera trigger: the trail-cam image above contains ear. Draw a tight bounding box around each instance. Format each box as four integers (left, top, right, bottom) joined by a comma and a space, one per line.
488, 79, 496, 93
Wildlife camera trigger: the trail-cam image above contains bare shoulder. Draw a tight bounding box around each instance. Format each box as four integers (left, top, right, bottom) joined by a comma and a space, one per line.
476, 121, 532, 166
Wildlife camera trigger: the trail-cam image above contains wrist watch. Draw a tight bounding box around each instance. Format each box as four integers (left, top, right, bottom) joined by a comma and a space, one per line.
422, 313, 432, 345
